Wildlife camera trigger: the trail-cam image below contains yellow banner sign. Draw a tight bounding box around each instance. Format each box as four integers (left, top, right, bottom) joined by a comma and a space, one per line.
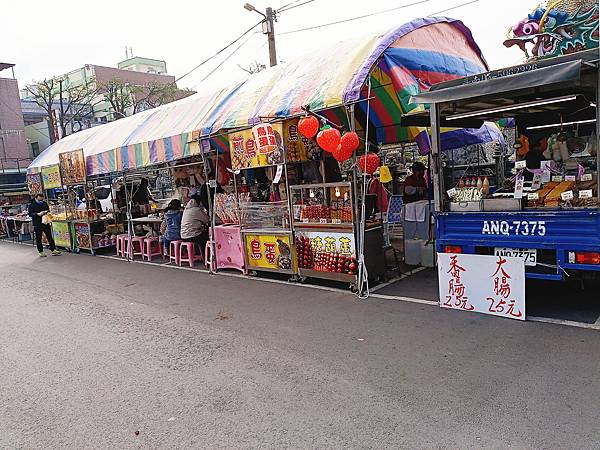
282, 118, 319, 162
41, 165, 61, 190
59, 149, 86, 185
229, 123, 284, 170
52, 221, 71, 249
244, 233, 293, 271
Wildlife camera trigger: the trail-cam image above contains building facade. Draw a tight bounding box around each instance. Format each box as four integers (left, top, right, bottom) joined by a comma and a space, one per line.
22, 57, 179, 156
0, 63, 29, 173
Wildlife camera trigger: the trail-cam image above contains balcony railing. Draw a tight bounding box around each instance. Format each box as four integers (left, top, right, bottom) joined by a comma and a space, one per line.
0, 158, 33, 174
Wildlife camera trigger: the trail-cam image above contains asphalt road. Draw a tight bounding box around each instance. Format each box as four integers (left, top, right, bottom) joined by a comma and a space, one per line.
1, 241, 600, 449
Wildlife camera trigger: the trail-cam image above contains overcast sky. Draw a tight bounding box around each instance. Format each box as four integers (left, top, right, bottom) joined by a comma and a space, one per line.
3, 0, 540, 93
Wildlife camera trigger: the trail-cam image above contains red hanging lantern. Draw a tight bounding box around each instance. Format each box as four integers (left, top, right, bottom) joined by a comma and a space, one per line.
340, 131, 359, 154
316, 125, 341, 153
358, 153, 380, 175
298, 116, 319, 138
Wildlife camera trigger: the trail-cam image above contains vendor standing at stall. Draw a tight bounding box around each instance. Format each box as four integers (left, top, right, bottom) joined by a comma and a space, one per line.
525, 139, 547, 181
28, 194, 61, 257
180, 188, 210, 257
132, 178, 157, 205
403, 162, 427, 203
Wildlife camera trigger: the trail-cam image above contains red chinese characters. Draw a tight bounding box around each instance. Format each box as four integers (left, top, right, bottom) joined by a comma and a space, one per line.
252, 123, 278, 154
250, 239, 262, 260
444, 255, 474, 310
245, 137, 257, 158
288, 124, 298, 142
232, 136, 245, 158
487, 256, 522, 318
264, 242, 276, 264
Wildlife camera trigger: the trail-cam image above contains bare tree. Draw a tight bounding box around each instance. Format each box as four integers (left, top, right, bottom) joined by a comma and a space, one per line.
99, 79, 194, 118
25, 78, 100, 142
100, 79, 135, 119
238, 61, 267, 75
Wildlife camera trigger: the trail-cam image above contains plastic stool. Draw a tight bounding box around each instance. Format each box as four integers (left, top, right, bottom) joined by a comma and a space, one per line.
143, 237, 162, 261
179, 242, 203, 267
129, 236, 145, 258
116, 234, 129, 257
204, 241, 215, 270
169, 240, 182, 265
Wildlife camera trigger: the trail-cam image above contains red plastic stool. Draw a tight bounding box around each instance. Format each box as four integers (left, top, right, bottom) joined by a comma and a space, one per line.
129, 236, 145, 259
179, 242, 203, 267
116, 234, 129, 257
143, 237, 162, 261
169, 240, 182, 265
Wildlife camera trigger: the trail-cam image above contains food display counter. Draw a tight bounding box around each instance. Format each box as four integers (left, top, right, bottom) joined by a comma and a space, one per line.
291, 181, 385, 286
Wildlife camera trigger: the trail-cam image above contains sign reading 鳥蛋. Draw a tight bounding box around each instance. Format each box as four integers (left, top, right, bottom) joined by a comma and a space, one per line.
244, 232, 293, 272
437, 253, 525, 320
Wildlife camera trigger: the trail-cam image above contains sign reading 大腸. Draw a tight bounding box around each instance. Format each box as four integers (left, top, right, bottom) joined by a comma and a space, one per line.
438, 253, 525, 321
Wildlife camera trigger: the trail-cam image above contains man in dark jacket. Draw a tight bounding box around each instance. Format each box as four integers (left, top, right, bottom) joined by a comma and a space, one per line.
28, 194, 60, 257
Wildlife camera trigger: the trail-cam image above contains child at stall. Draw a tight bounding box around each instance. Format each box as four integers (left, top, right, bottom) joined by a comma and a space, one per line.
161, 199, 182, 257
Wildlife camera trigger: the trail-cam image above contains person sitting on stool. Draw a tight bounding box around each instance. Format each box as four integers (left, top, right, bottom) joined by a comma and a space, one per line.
180, 187, 210, 257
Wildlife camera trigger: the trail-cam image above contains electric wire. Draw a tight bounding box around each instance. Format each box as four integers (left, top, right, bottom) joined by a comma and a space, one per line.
279, 0, 432, 35
191, 31, 259, 89
176, 20, 263, 82
277, 0, 317, 13
279, 0, 485, 35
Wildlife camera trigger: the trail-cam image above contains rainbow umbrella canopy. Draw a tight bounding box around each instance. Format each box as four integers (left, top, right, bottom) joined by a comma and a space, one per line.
29, 16, 501, 176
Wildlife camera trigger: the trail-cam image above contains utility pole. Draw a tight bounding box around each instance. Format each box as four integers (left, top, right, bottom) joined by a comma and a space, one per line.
58, 78, 65, 140
265, 7, 277, 67
244, 3, 277, 67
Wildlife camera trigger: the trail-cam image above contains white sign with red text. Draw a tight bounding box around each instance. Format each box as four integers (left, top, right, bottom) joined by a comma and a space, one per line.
437, 253, 525, 320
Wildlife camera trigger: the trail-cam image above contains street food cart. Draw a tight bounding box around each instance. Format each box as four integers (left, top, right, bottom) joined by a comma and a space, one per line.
412, 49, 600, 280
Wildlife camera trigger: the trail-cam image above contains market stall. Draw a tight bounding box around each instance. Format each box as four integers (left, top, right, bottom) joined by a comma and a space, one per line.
27, 17, 502, 296
412, 49, 600, 281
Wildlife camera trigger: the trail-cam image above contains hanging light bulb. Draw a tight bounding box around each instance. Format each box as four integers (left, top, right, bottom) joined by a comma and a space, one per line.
335, 187, 341, 197
309, 189, 315, 198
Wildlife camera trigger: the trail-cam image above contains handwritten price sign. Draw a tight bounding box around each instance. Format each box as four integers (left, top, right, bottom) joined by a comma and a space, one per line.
437, 253, 525, 320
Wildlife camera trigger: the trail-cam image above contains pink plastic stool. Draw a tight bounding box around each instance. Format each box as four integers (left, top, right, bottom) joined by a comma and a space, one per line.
169, 240, 182, 265
204, 241, 215, 270
179, 242, 203, 267
129, 236, 145, 258
116, 234, 129, 257
143, 237, 162, 261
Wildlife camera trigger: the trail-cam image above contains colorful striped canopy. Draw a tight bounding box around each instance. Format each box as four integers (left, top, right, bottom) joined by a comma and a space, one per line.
29, 16, 501, 176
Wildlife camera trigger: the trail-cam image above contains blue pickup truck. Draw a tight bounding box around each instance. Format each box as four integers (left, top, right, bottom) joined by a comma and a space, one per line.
412, 50, 600, 280
436, 210, 600, 280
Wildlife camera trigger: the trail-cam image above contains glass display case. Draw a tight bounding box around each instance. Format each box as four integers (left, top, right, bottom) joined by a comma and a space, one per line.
290, 182, 354, 228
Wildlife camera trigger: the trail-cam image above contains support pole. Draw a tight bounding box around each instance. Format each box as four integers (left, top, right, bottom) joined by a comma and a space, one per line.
596, 60, 599, 205
199, 146, 216, 274
357, 79, 372, 299
429, 103, 443, 212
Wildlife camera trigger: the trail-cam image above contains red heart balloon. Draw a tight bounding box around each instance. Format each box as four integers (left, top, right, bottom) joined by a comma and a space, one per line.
316, 126, 341, 153
298, 116, 319, 138
340, 131, 359, 154
358, 153, 380, 175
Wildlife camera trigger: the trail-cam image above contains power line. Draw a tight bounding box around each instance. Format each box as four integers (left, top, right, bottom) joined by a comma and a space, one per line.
277, 0, 317, 13
176, 20, 263, 83
279, 0, 433, 35
192, 32, 259, 90
279, 0, 485, 35
426, 0, 482, 16
276, 0, 302, 12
